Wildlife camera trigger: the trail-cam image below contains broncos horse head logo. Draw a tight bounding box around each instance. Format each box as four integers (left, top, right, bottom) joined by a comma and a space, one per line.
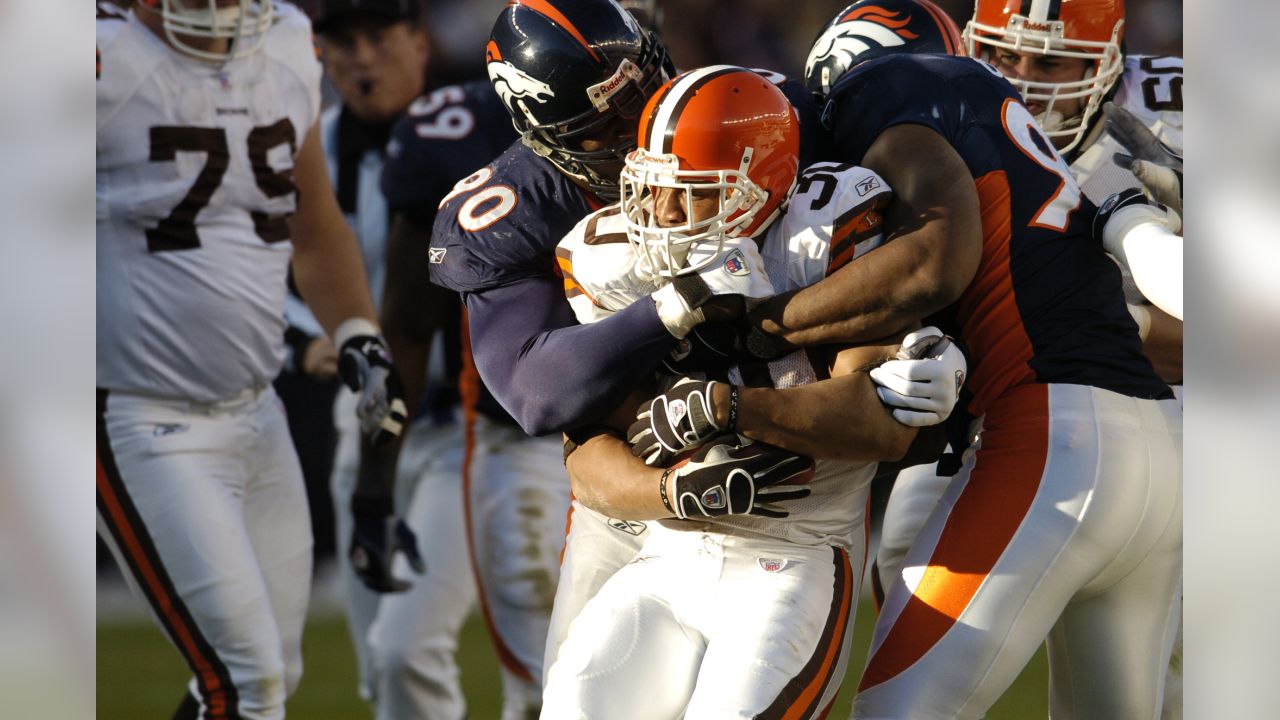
488, 59, 556, 126
805, 6, 921, 89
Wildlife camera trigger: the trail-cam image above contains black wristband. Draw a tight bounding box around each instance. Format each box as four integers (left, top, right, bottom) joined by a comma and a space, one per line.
659, 468, 675, 517
351, 495, 393, 517
725, 384, 740, 433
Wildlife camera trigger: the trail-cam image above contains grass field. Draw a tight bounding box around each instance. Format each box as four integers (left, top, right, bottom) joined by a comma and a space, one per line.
98, 596, 1048, 718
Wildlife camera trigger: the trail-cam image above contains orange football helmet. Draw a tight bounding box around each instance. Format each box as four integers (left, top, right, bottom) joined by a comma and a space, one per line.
964, 0, 1125, 153
620, 66, 800, 278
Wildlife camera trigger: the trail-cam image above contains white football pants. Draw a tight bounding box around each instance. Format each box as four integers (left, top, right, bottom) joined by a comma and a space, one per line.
543, 525, 863, 719
855, 383, 1182, 720
96, 386, 311, 720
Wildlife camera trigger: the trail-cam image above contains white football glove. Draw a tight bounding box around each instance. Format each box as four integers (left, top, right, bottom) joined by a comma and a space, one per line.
869, 326, 966, 427
1103, 101, 1183, 216
651, 238, 775, 338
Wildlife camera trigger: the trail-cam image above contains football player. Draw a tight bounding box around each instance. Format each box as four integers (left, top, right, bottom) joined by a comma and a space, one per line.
542, 67, 965, 718
95, 1, 406, 718
378, 1, 675, 716
730, 11, 1182, 719
866, 2, 1186, 716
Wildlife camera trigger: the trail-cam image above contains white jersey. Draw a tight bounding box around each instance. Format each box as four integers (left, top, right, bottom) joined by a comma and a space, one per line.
557, 163, 894, 548
96, 4, 322, 403
1072, 55, 1183, 204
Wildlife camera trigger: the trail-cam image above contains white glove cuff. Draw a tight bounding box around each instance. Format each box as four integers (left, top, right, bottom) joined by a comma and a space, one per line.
1126, 302, 1152, 342
651, 282, 703, 339
334, 317, 382, 349
1102, 203, 1182, 259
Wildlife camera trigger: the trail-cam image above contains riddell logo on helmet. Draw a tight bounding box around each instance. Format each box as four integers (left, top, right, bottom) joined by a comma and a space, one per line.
587, 59, 644, 111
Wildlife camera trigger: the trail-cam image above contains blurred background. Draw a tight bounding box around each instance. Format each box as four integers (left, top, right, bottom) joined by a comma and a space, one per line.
20, 0, 1272, 718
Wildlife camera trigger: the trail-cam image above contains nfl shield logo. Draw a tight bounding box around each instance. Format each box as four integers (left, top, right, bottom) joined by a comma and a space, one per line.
723, 250, 749, 276
758, 558, 788, 573
700, 485, 726, 509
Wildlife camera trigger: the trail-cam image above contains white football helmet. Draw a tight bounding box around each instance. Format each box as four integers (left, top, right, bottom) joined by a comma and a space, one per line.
964, 0, 1124, 154
141, 0, 275, 63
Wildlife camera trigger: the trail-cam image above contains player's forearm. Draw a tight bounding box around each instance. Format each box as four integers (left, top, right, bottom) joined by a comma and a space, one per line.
1142, 304, 1183, 384
466, 281, 675, 435
380, 214, 448, 418
1123, 224, 1183, 321
566, 434, 669, 520
720, 372, 916, 462
291, 236, 378, 336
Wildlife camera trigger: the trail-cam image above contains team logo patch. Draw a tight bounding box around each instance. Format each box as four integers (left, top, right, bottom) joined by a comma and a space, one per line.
723, 249, 749, 276
488, 60, 555, 125
855, 175, 881, 197
428, 247, 447, 264
758, 558, 789, 573
700, 485, 726, 509
667, 398, 688, 425
607, 519, 648, 536
153, 423, 189, 437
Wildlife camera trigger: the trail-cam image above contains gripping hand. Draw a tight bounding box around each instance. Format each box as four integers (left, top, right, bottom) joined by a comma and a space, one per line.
1103, 101, 1183, 215
629, 378, 732, 466
663, 436, 813, 520
869, 327, 966, 427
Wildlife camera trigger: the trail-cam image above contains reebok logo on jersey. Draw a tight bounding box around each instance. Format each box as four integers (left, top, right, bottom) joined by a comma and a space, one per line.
855, 175, 881, 197
607, 519, 648, 536
428, 247, 447, 264
758, 558, 789, 573
153, 423, 190, 437
723, 249, 749, 276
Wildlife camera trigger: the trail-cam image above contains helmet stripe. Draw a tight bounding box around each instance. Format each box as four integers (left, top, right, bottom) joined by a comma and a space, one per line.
916, 0, 962, 55
516, 0, 601, 62
648, 65, 739, 153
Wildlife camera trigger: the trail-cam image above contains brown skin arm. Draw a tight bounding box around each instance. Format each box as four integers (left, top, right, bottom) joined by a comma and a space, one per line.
288, 122, 379, 335
1143, 304, 1183, 384
380, 213, 455, 418
710, 341, 919, 462
750, 124, 983, 347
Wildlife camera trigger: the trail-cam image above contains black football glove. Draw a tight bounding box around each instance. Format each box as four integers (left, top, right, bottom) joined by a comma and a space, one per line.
338, 334, 409, 446
1103, 101, 1182, 215
664, 436, 813, 520
349, 497, 425, 593
629, 378, 731, 466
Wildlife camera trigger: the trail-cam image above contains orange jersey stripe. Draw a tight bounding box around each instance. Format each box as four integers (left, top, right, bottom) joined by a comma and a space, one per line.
516, 0, 601, 62
957, 171, 1036, 416
458, 311, 536, 683
859, 383, 1049, 691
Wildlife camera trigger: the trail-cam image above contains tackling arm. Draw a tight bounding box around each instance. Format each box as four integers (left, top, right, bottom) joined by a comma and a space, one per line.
714, 342, 919, 462
747, 124, 982, 350
464, 278, 677, 435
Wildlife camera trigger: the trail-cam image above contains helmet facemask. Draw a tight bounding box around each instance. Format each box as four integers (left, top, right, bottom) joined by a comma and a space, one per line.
514, 32, 671, 202
964, 14, 1123, 154
620, 148, 769, 279
152, 0, 275, 63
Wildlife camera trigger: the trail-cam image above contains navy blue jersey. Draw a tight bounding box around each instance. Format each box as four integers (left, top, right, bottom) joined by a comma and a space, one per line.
382, 80, 519, 225
825, 54, 1170, 414
381, 81, 520, 424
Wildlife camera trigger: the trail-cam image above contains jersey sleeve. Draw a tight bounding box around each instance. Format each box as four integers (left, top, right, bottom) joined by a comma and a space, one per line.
778, 163, 893, 288
824, 55, 972, 164
556, 207, 659, 324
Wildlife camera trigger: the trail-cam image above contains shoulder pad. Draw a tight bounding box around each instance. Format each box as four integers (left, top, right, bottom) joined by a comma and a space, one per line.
770, 163, 893, 288
556, 207, 652, 324
429, 144, 596, 293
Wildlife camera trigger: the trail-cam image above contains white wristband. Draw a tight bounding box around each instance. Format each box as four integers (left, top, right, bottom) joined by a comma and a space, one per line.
333, 317, 381, 349
651, 282, 704, 339
1126, 303, 1152, 342
1102, 203, 1182, 260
